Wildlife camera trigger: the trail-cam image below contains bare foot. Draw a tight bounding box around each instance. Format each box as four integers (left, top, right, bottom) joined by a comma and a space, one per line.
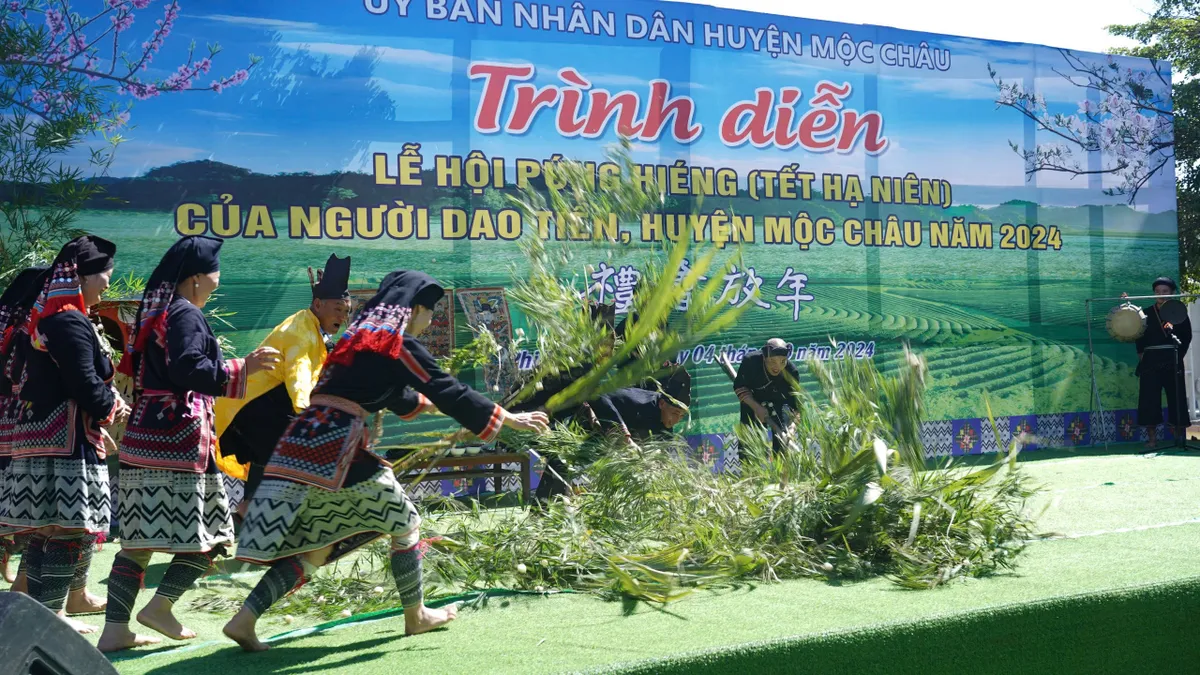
222, 607, 269, 652
137, 597, 197, 641
57, 610, 97, 634
10, 570, 27, 594
62, 612, 97, 634
404, 603, 458, 636
66, 587, 107, 615
97, 623, 163, 653
1, 550, 12, 584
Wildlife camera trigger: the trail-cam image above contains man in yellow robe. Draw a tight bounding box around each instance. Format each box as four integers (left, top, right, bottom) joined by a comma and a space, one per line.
215, 255, 352, 517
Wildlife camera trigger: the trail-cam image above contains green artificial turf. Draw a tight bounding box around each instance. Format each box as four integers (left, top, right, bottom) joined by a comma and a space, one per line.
5, 447, 1199, 674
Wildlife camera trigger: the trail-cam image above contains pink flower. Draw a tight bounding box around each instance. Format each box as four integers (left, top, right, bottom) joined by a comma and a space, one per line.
211, 69, 250, 94
111, 11, 134, 32
121, 81, 160, 100
44, 8, 65, 37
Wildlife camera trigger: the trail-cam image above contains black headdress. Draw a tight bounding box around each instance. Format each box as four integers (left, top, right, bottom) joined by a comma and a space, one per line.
325, 270, 444, 368
0, 266, 50, 355
118, 235, 223, 379
311, 254, 352, 301
29, 235, 117, 351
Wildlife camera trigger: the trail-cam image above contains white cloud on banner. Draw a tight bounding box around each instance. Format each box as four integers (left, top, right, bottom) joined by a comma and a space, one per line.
277, 42, 464, 72
372, 78, 445, 98
196, 14, 322, 32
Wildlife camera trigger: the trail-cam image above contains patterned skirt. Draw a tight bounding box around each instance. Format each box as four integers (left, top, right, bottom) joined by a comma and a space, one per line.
117, 465, 234, 554
0, 455, 110, 536
236, 463, 421, 564
0, 457, 12, 540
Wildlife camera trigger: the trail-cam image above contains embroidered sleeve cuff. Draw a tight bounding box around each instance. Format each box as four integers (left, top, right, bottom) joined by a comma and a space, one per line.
100, 395, 122, 426
419, 393, 436, 413
735, 388, 752, 402
222, 358, 248, 399
398, 393, 434, 421
477, 404, 506, 443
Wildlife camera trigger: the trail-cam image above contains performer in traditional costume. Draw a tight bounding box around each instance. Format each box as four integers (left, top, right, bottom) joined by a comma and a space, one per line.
589, 367, 691, 442
0, 267, 50, 584
0, 237, 127, 634
1135, 277, 1192, 449
0, 269, 48, 576
0, 265, 108, 615
503, 302, 615, 502
733, 338, 800, 453
215, 254, 353, 517
222, 270, 549, 652
97, 236, 281, 653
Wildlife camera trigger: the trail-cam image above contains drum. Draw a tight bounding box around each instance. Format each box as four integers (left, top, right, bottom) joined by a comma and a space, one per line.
1158, 299, 1188, 326
1106, 302, 1146, 342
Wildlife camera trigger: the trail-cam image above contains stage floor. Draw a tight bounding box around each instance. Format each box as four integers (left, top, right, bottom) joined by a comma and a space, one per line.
8, 445, 1200, 674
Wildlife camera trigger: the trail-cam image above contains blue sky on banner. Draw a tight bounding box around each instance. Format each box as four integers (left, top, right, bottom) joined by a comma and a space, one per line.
101, 0, 1173, 211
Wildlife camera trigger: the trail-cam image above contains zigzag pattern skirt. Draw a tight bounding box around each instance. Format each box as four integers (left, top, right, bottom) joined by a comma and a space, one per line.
0, 456, 110, 536
236, 466, 420, 565
117, 467, 234, 553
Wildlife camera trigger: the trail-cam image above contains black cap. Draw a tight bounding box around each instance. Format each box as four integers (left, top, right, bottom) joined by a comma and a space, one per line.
312, 254, 352, 300
1152, 276, 1178, 293
763, 338, 789, 357
660, 366, 691, 409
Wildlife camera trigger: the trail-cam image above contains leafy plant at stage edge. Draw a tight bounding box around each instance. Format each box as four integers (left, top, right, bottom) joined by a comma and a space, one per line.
191, 346, 1039, 618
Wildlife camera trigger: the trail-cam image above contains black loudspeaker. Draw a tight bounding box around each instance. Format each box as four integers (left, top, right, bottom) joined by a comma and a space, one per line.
0, 593, 117, 675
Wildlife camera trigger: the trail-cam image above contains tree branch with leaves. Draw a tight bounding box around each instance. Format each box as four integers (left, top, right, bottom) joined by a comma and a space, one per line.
990, 48, 1174, 204
0, 0, 258, 281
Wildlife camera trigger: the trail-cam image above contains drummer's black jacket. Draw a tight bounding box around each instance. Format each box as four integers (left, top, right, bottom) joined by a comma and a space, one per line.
1136, 303, 1192, 362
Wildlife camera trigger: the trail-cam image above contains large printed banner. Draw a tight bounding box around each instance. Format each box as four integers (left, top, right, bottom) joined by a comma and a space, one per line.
73, 0, 1178, 452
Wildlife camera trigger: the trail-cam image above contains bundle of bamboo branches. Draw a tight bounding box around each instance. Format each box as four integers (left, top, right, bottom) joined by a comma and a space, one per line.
191, 141, 1038, 618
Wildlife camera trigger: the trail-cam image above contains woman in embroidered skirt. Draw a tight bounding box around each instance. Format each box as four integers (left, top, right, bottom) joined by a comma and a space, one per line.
96, 236, 280, 653
222, 270, 550, 652
0, 266, 49, 584
1, 266, 118, 617
0, 237, 128, 634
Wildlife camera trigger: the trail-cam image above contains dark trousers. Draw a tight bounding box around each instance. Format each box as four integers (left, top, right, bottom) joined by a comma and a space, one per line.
739, 402, 790, 454
1137, 358, 1191, 428
534, 456, 571, 502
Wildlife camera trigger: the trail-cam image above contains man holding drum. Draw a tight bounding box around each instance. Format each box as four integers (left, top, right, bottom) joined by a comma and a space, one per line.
1130, 277, 1192, 449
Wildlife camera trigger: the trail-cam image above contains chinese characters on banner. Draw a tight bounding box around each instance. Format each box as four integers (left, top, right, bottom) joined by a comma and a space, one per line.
589, 260, 814, 320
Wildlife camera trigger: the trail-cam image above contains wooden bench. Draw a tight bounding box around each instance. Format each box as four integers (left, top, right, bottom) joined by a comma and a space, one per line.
382, 449, 532, 503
